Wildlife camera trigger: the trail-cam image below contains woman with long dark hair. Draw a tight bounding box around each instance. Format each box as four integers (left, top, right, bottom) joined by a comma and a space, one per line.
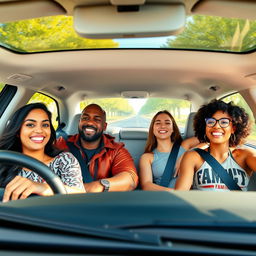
175, 99, 255, 191
0, 103, 85, 202
139, 110, 200, 191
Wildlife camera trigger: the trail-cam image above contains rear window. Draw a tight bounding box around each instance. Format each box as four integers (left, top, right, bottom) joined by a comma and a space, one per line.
80, 98, 191, 133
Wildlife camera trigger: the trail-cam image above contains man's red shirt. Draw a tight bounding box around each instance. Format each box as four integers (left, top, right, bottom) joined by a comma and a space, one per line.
55, 133, 138, 187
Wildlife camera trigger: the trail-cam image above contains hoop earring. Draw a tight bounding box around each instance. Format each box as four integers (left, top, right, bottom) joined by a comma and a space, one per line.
204, 134, 208, 142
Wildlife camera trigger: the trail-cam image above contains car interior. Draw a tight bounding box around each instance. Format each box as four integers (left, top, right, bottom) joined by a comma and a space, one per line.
62, 111, 195, 170
0, 0, 256, 254
0, 0, 256, 185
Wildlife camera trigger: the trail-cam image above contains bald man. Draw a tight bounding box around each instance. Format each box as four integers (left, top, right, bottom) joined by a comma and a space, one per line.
56, 104, 138, 192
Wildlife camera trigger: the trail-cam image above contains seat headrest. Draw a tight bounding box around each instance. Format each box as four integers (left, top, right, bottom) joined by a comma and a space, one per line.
68, 113, 81, 135
183, 112, 196, 139
119, 128, 148, 140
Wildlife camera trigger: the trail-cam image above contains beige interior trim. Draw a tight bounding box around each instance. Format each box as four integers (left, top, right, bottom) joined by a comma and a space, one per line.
0, 0, 65, 23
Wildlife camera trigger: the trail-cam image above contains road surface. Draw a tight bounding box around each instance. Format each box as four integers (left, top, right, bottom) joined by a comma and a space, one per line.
108, 115, 151, 128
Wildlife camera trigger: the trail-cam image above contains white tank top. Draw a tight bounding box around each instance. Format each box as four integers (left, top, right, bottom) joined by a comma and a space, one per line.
193, 152, 250, 191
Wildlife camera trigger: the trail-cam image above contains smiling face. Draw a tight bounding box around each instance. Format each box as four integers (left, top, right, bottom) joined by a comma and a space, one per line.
153, 113, 173, 140
79, 104, 107, 143
20, 108, 51, 153
205, 110, 235, 145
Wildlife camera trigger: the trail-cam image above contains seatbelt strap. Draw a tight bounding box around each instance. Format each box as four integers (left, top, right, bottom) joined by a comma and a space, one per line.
160, 140, 181, 187
194, 148, 242, 191
66, 141, 93, 183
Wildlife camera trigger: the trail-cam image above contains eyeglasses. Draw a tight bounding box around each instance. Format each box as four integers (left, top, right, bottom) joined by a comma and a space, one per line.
205, 118, 232, 128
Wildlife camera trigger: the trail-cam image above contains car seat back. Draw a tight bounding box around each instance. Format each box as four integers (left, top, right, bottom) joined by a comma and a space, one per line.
67, 113, 81, 135
183, 112, 196, 139
118, 128, 148, 170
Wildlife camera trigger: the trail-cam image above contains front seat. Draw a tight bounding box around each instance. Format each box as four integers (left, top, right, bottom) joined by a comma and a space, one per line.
183, 112, 196, 139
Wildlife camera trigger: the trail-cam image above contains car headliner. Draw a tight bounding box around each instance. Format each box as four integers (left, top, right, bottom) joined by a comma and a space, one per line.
0, 0, 255, 108
0, 48, 255, 104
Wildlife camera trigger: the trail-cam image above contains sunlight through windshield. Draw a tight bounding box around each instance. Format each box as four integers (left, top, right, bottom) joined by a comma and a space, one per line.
0, 15, 255, 53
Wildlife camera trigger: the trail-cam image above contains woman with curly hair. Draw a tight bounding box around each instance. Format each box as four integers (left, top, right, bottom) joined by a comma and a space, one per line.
175, 99, 255, 191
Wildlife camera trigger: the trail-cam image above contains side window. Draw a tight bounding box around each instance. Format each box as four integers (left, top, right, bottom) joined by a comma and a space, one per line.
28, 93, 59, 129
0, 82, 4, 93
222, 93, 256, 146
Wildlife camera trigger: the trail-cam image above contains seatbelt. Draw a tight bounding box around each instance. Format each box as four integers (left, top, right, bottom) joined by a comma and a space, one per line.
66, 141, 93, 183
194, 148, 242, 191
160, 140, 181, 187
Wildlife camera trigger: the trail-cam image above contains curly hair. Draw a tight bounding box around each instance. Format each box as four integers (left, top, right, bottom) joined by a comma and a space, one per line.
194, 99, 251, 147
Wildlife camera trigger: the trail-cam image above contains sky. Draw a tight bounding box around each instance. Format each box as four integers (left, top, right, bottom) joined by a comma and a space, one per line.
128, 98, 147, 114
115, 36, 173, 48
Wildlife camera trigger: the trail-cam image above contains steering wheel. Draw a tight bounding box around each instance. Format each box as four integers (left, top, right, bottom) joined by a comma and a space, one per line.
0, 150, 67, 198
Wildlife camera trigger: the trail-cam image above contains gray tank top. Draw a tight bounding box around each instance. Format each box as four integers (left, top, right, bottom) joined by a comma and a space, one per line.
152, 146, 185, 188
193, 152, 249, 191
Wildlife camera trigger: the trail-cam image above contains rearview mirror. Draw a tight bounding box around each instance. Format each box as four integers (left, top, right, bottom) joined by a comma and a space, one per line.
74, 2, 186, 39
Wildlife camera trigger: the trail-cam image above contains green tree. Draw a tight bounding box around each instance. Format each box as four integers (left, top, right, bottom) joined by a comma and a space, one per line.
0, 82, 4, 91
222, 94, 254, 121
0, 16, 118, 52
28, 93, 58, 128
80, 98, 134, 119
139, 98, 190, 119
163, 15, 256, 52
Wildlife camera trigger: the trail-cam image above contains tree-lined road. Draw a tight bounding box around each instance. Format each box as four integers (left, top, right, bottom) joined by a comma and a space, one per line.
108, 115, 151, 128
108, 114, 185, 134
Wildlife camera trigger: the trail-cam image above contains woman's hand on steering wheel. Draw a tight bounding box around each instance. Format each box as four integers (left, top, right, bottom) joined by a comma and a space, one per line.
3, 176, 53, 202
0, 150, 66, 203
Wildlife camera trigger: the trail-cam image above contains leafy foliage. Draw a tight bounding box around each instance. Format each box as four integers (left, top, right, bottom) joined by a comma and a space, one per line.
0, 16, 118, 52
28, 93, 58, 128
0, 83, 4, 91
80, 98, 135, 120
139, 98, 190, 119
163, 15, 256, 52
222, 93, 256, 143
222, 93, 255, 122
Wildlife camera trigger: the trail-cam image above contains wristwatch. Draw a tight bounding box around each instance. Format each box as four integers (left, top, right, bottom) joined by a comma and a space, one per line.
100, 179, 110, 192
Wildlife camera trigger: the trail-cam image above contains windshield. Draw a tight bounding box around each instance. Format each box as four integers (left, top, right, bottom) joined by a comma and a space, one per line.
0, 15, 255, 53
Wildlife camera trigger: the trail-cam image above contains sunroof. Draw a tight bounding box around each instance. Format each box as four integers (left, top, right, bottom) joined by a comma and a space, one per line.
0, 15, 255, 53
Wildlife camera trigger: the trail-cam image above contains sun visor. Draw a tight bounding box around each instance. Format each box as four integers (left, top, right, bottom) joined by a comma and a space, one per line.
192, 0, 256, 20
0, 0, 65, 23
74, 1, 186, 38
